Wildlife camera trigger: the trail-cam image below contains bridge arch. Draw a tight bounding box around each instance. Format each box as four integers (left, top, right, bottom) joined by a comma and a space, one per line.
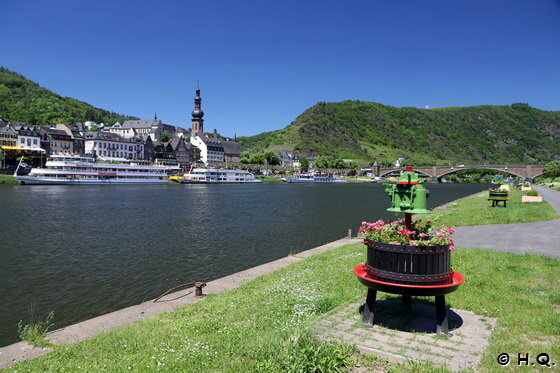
436, 167, 524, 182
379, 168, 433, 179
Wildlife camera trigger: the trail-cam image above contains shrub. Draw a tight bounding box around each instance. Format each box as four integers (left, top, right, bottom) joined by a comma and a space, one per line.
526, 190, 539, 196
17, 307, 54, 347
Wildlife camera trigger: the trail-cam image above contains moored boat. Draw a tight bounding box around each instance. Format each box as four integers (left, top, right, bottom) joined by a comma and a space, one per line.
15, 155, 173, 185
286, 174, 347, 183
181, 167, 261, 183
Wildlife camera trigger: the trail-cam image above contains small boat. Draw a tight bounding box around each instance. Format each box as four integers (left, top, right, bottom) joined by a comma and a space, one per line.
286, 174, 347, 183
15, 155, 172, 185
181, 167, 261, 183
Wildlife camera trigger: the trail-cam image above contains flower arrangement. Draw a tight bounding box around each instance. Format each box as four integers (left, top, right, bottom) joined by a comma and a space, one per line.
359, 219, 455, 249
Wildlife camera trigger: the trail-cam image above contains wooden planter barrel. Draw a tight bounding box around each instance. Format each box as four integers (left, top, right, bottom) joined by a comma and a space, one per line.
489, 190, 508, 198
365, 239, 452, 286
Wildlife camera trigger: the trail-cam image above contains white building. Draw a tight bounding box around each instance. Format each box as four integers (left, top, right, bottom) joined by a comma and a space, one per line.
105, 122, 138, 138
190, 135, 224, 165
84, 132, 144, 160
15, 126, 42, 150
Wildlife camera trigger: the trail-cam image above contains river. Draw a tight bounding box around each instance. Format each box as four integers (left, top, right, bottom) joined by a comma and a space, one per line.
0, 182, 487, 346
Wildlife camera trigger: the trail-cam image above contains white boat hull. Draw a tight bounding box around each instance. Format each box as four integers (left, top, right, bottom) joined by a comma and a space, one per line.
16, 176, 168, 185
181, 179, 262, 184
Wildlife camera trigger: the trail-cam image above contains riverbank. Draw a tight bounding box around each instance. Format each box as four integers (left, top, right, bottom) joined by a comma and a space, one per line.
421, 187, 559, 226
0, 185, 557, 371
0, 175, 16, 185
3, 243, 559, 372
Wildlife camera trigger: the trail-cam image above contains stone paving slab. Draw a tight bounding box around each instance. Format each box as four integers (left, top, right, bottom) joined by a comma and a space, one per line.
315, 299, 496, 372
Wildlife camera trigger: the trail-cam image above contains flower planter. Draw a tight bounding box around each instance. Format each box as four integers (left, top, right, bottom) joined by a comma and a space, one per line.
522, 195, 542, 203
365, 239, 452, 286
521, 186, 532, 191
489, 190, 508, 198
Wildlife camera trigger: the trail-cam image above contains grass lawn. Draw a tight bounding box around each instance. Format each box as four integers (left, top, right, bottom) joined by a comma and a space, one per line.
255, 175, 283, 183
420, 188, 559, 226
0, 175, 16, 185
6, 244, 559, 373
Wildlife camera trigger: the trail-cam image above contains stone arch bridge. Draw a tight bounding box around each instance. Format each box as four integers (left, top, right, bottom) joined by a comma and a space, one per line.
377, 165, 544, 182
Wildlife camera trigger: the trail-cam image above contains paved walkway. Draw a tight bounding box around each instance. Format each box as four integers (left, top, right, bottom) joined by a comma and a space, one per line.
454, 186, 560, 258
315, 300, 496, 372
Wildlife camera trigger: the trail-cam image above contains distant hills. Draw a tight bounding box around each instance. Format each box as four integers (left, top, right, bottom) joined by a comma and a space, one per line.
3, 66, 560, 165
238, 101, 560, 165
0, 67, 137, 125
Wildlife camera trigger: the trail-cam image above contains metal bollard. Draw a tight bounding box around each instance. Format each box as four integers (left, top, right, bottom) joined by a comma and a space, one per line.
195, 282, 207, 297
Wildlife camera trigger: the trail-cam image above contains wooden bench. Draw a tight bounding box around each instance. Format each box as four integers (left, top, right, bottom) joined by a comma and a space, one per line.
488, 197, 509, 207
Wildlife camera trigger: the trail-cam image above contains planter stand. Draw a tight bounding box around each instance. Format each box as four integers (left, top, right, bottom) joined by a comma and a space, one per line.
354, 265, 464, 336
355, 166, 464, 337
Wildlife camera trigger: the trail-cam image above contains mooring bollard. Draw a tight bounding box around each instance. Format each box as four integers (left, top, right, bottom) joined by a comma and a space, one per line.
195, 282, 207, 297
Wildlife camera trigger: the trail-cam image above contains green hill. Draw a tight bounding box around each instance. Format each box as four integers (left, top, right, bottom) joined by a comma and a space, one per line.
0, 67, 137, 125
238, 101, 560, 165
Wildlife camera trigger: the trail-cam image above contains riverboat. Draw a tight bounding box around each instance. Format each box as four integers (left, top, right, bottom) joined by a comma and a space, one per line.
182, 167, 261, 183
286, 174, 347, 183
15, 155, 176, 185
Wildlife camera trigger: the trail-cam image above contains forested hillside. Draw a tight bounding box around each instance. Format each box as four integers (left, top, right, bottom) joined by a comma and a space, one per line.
238, 101, 560, 165
0, 67, 136, 125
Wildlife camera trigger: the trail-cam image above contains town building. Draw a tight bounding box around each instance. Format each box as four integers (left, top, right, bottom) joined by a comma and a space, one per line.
0, 125, 18, 147
118, 116, 184, 141
52, 124, 85, 156
16, 126, 43, 151
222, 141, 241, 163
84, 132, 144, 160
169, 138, 198, 165
39, 128, 73, 155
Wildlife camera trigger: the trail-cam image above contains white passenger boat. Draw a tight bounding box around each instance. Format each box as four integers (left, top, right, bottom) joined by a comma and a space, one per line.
182, 167, 261, 183
15, 155, 173, 185
286, 174, 347, 183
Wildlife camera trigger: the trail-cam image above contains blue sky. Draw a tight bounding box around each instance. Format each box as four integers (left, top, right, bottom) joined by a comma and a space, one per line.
2, 0, 559, 136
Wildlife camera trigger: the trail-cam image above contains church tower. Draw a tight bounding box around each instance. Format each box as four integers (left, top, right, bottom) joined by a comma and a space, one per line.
191, 86, 204, 137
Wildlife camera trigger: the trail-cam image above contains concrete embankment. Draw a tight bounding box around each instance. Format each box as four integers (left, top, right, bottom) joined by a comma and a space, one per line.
0, 236, 361, 369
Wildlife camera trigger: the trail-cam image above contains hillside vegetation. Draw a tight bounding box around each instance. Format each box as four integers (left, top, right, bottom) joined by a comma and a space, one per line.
0, 67, 136, 125
238, 101, 560, 165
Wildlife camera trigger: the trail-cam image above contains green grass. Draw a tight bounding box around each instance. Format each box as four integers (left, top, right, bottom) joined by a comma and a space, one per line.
0, 175, 17, 185
5, 244, 559, 373
420, 188, 559, 226
255, 175, 283, 183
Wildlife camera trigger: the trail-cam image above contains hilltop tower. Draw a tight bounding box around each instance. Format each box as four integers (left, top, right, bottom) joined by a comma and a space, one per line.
191, 86, 204, 137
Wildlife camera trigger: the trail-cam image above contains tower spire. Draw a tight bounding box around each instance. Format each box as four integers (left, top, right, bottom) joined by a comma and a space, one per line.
191, 84, 204, 137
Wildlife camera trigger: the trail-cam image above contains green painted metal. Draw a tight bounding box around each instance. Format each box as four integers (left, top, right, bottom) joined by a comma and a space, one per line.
385, 166, 430, 214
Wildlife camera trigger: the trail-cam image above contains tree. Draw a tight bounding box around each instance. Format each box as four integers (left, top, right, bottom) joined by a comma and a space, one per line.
85, 108, 96, 121
264, 150, 280, 166
240, 151, 252, 164
249, 153, 265, 165
300, 157, 309, 172
314, 155, 330, 169
543, 160, 560, 178
160, 132, 171, 142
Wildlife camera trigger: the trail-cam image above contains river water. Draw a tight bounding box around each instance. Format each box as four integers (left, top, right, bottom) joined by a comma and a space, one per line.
0, 182, 486, 346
